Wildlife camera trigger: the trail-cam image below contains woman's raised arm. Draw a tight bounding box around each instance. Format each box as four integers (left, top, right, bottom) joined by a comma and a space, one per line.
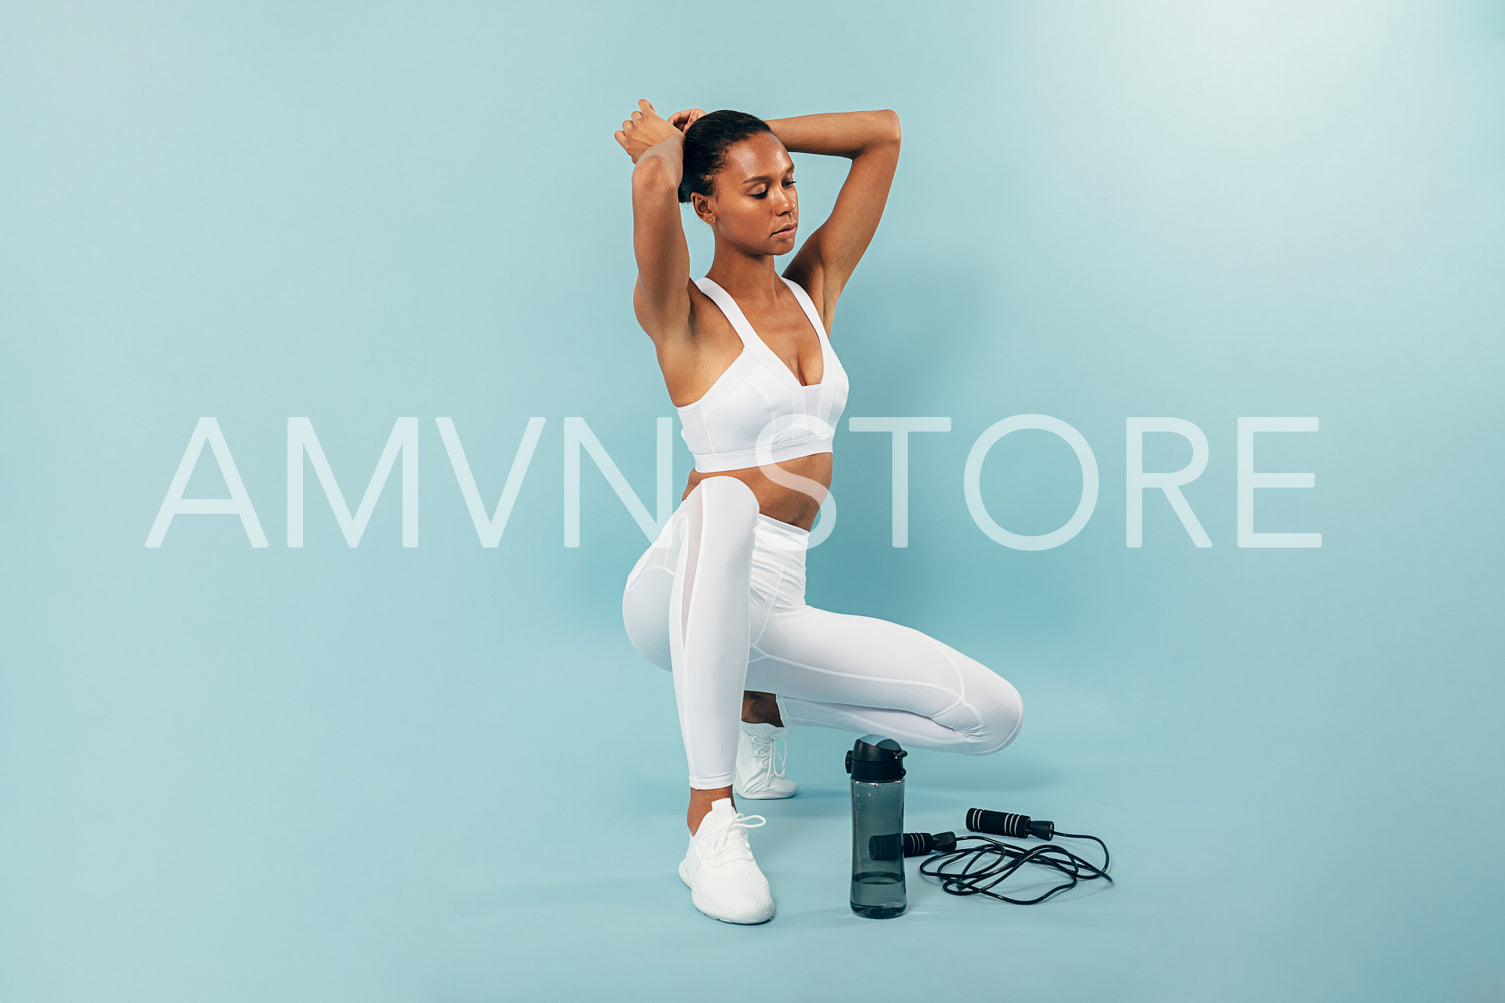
617, 99, 694, 343
769, 109, 902, 313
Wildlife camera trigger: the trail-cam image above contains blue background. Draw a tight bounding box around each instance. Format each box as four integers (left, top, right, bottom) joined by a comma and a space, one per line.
3, 1, 1502, 1000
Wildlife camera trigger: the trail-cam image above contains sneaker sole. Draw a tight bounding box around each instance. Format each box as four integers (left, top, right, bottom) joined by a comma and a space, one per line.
732, 785, 797, 800
678, 860, 776, 925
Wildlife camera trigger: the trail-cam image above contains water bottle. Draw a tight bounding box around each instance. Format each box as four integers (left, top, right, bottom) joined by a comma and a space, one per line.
845, 734, 907, 918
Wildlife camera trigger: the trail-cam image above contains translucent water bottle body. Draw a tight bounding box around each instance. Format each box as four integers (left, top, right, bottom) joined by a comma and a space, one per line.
846, 735, 907, 919
850, 778, 906, 917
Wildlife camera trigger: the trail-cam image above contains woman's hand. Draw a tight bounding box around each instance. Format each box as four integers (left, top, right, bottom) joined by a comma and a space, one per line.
615, 98, 681, 164
667, 107, 705, 132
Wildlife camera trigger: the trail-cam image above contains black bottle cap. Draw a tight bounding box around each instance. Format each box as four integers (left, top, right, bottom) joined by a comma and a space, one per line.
844, 734, 907, 782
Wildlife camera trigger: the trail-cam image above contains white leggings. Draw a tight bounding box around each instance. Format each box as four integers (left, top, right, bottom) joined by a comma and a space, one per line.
621, 476, 1024, 789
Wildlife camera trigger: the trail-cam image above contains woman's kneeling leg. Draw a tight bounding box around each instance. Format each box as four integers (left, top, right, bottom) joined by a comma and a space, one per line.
747, 604, 1023, 755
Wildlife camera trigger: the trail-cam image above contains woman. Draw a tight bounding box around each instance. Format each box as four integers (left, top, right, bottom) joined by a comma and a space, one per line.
615, 100, 1024, 924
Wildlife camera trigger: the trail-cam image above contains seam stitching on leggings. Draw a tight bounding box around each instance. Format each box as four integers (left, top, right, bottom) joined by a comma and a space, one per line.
927, 636, 987, 739
677, 492, 704, 784
751, 566, 786, 647
747, 641, 963, 700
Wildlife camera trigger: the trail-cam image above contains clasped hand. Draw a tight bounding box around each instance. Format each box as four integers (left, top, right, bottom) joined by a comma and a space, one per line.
614, 98, 706, 163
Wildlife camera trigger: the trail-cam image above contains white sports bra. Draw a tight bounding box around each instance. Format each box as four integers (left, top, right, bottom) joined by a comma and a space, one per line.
675, 275, 850, 473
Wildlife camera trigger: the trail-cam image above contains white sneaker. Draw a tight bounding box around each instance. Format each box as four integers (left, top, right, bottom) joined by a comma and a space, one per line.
678, 798, 775, 924
733, 722, 797, 799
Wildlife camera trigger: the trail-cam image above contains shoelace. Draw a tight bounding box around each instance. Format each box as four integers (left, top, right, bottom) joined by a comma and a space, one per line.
701, 811, 767, 864
749, 730, 789, 780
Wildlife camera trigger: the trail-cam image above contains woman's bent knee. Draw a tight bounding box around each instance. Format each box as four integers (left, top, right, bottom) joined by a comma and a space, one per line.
969, 674, 1024, 755
621, 477, 761, 673
681, 476, 761, 571
693, 475, 761, 526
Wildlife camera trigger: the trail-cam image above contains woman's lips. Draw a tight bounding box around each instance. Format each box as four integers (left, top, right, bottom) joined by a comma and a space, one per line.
774, 224, 796, 236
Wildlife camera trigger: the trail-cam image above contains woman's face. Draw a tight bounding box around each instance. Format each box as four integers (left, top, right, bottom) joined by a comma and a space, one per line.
698, 131, 799, 253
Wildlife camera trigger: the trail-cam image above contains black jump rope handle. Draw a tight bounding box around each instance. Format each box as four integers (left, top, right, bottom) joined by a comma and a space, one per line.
867, 810, 1058, 860
967, 808, 1055, 841
868, 832, 955, 860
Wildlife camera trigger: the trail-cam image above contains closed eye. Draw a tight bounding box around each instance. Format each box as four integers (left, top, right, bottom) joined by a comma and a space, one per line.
751, 180, 796, 199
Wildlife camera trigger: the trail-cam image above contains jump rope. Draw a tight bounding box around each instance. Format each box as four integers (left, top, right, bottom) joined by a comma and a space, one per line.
886, 809, 1112, 904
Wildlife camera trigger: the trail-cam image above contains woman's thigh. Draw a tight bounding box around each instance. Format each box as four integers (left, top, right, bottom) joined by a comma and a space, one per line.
622, 530, 677, 671
620, 496, 778, 674
747, 603, 1024, 749
621, 561, 785, 674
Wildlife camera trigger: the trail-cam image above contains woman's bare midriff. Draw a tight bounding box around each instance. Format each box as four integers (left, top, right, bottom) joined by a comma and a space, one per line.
682, 452, 833, 532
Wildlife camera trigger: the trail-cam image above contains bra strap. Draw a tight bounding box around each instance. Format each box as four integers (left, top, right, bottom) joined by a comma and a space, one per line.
779, 276, 830, 342
693, 276, 759, 349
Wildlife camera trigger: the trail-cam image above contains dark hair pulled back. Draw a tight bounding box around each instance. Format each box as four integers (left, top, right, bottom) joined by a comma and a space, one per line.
677, 110, 773, 205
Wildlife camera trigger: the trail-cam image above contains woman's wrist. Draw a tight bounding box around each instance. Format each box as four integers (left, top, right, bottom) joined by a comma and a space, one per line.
635, 130, 684, 174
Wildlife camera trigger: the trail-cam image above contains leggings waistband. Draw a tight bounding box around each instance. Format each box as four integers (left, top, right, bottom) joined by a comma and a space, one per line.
754, 511, 809, 553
